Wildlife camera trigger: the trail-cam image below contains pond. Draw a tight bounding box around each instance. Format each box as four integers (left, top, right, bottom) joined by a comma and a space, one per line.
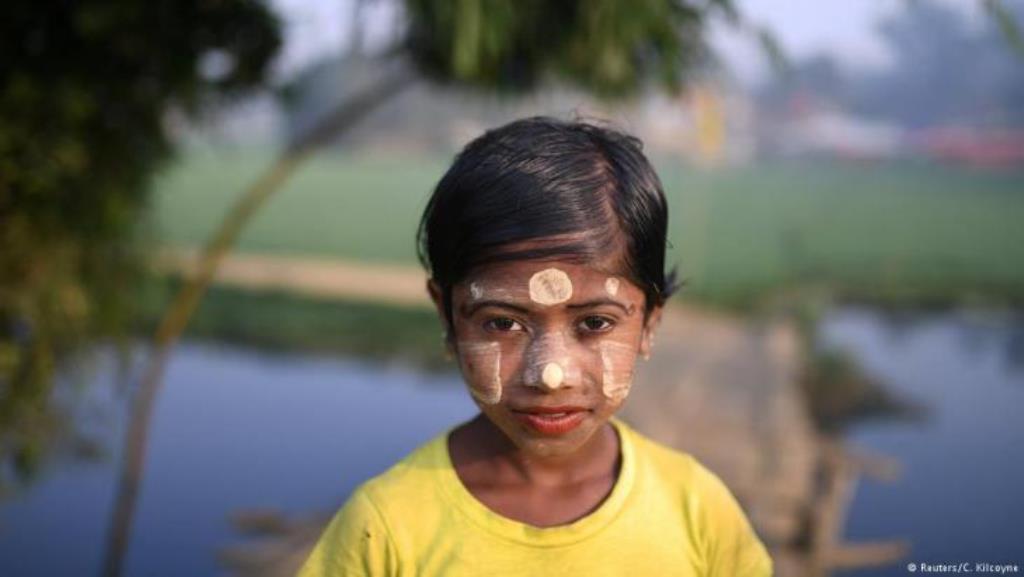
0, 343, 475, 577
820, 307, 1024, 574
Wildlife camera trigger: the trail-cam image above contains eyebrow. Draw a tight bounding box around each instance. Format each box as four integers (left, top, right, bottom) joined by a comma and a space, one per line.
566, 299, 633, 314
461, 300, 532, 318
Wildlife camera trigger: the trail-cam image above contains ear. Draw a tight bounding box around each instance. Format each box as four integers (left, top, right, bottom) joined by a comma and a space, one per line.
639, 305, 664, 360
426, 279, 455, 346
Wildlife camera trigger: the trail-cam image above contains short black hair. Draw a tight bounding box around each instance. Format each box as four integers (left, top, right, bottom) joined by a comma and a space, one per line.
417, 116, 679, 324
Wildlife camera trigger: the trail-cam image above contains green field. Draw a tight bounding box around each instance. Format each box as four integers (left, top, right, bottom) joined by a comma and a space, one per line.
151, 148, 1024, 309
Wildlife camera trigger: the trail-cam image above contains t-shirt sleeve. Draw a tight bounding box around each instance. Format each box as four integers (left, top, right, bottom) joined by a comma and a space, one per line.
297, 488, 398, 577
692, 464, 773, 577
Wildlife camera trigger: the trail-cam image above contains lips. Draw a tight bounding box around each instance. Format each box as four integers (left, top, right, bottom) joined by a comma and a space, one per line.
515, 405, 587, 415
511, 406, 589, 435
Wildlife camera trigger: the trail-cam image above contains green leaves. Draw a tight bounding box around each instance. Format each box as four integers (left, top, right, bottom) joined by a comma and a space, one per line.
983, 0, 1024, 57
404, 0, 711, 98
0, 0, 282, 489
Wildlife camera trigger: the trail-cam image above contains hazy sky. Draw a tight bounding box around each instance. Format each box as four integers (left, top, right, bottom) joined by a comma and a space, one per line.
712, 0, 982, 84
267, 0, 982, 85
710, 0, 903, 84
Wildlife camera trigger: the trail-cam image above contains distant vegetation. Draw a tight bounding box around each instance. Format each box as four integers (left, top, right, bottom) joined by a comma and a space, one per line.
152, 150, 1024, 313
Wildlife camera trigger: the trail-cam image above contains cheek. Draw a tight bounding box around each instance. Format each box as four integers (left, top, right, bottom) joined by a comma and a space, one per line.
598, 341, 638, 403
456, 341, 503, 405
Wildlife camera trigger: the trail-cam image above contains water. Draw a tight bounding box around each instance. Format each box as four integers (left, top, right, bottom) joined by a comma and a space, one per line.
0, 343, 475, 577
820, 308, 1024, 574
3, 310, 1023, 576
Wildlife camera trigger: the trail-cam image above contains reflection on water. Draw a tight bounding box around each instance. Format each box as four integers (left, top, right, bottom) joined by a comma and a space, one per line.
819, 308, 1024, 574
0, 343, 475, 577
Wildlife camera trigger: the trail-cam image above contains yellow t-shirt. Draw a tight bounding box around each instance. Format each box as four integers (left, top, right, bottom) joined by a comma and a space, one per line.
298, 418, 772, 576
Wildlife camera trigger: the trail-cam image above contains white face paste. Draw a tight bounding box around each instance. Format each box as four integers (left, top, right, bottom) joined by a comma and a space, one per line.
469, 282, 484, 300
604, 277, 620, 297
541, 362, 564, 389
522, 331, 580, 389
456, 341, 502, 404
528, 268, 573, 306
599, 341, 637, 402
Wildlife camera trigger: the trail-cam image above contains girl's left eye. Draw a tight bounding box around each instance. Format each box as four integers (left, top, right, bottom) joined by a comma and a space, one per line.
485, 317, 524, 332
579, 316, 614, 333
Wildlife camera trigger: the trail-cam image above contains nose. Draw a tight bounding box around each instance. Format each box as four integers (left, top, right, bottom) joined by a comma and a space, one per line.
523, 331, 580, 391
541, 362, 564, 389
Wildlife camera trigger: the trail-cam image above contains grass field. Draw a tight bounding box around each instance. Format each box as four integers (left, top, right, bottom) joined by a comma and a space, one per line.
150, 148, 1024, 310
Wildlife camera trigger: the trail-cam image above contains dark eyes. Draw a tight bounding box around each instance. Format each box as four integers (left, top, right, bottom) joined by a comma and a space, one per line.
482, 316, 615, 334
485, 317, 524, 332
580, 316, 614, 332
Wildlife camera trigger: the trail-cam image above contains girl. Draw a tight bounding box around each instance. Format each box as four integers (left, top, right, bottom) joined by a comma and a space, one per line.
299, 117, 772, 576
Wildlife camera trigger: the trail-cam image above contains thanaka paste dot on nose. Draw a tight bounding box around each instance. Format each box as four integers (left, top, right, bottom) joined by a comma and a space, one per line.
457, 341, 502, 404
541, 362, 564, 389
529, 268, 572, 305
600, 341, 636, 402
522, 330, 573, 388
605, 277, 620, 296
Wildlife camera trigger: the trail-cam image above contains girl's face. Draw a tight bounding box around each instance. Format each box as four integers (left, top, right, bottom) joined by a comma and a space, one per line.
431, 259, 662, 459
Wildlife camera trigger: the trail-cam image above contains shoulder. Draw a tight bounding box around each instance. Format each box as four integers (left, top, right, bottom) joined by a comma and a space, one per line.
298, 430, 452, 577
358, 428, 451, 507
617, 420, 773, 576
617, 418, 705, 487
298, 482, 397, 577
618, 419, 744, 502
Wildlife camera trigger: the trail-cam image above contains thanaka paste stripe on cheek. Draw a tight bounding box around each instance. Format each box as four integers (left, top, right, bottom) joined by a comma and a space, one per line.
600, 341, 636, 402
457, 341, 502, 404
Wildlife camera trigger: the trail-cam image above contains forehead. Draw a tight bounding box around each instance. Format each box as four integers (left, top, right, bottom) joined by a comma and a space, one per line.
455, 260, 641, 301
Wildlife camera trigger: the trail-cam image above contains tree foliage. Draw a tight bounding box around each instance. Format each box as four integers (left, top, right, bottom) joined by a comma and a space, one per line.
404, 0, 724, 97
0, 0, 280, 489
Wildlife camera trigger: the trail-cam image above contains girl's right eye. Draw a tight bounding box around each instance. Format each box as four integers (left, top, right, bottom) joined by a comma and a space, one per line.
484, 317, 524, 333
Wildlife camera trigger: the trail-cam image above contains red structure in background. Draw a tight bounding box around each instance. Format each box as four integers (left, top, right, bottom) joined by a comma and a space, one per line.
913, 127, 1024, 169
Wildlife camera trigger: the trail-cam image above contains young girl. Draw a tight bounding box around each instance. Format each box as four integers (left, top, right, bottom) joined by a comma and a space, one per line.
299, 117, 772, 576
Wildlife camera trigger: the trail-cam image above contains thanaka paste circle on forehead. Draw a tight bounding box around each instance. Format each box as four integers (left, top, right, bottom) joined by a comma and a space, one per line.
469, 282, 484, 300
605, 277, 620, 296
528, 268, 573, 305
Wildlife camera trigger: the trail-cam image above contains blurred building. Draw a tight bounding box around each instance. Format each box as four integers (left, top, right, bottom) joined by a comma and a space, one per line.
760, 90, 906, 162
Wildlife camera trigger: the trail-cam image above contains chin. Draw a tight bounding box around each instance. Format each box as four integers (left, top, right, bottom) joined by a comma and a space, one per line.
490, 409, 604, 457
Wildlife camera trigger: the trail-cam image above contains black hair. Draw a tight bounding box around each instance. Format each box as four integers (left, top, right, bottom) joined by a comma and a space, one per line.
416, 116, 679, 325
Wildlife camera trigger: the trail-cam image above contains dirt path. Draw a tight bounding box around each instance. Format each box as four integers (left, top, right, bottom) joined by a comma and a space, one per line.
156, 249, 434, 308
159, 249, 825, 575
